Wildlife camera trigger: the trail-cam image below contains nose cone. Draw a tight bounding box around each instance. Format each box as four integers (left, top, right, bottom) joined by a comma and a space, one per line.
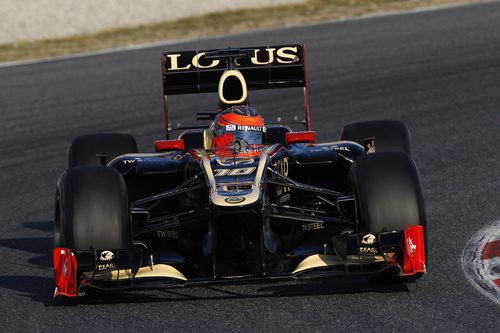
210, 189, 261, 207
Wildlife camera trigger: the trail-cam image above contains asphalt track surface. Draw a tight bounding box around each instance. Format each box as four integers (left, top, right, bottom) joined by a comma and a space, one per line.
0, 2, 499, 332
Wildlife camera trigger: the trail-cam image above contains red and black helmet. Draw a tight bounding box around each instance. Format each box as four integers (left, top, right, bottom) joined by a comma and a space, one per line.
211, 105, 265, 151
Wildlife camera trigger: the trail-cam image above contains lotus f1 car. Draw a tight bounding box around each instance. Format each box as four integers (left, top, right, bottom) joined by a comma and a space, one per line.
53, 44, 427, 297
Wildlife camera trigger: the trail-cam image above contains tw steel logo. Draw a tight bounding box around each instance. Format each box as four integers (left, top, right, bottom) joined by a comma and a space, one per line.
166, 46, 300, 71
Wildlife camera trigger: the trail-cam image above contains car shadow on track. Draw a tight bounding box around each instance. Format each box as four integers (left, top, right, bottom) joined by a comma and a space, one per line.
0, 273, 412, 307
15, 221, 52, 267
49, 278, 411, 306
0, 221, 55, 303
0, 276, 55, 304
0, 236, 53, 268
22, 221, 53, 232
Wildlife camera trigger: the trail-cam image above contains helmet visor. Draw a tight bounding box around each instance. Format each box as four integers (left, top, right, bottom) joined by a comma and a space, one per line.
231, 130, 263, 146
213, 124, 265, 152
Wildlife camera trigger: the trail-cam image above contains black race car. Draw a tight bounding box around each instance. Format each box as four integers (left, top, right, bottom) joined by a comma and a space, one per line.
53, 44, 426, 297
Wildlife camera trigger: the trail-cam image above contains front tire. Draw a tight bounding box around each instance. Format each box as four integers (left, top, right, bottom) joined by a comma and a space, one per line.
349, 152, 426, 282
55, 166, 130, 251
340, 120, 411, 155
349, 152, 426, 233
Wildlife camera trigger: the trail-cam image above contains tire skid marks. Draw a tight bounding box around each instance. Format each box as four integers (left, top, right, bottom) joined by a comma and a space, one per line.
462, 217, 500, 304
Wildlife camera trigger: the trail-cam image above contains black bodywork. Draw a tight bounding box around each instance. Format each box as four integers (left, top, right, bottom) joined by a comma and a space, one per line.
73, 140, 407, 293
117, 141, 362, 278
63, 45, 421, 294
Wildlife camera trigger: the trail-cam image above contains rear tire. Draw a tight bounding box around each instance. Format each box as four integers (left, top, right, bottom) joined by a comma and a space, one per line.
68, 133, 138, 167
55, 166, 130, 251
340, 120, 411, 155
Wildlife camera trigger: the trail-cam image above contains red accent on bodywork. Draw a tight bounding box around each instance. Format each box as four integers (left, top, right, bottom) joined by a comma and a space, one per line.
286, 131, 316, 144
155, 139, 185, 152
402, 225, 427, 275
188, 149, 201, 161
53, 248, 78, 297
268, 144, 282, 157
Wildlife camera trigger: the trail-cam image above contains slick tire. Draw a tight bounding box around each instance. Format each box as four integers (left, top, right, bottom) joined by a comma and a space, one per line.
54, 166, 130, 250
349, 152, 426, 233
349, 152, 426, 282
340, 120, 411, 155
68, 133, 138, 167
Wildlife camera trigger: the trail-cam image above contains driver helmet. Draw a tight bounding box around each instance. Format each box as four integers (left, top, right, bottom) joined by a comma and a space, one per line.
211, 105, 265, 152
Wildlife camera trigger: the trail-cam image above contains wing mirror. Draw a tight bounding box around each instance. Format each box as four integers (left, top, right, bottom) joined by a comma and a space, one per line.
285, 131, 316, 144
154, 139, 185, 152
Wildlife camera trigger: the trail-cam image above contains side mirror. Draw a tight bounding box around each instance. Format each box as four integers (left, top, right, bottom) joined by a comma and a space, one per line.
285, 131, 316, 144
154, 139, 185, 152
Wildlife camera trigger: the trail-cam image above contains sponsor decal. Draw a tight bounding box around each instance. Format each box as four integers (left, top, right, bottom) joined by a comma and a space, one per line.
407, 237, 417, 257
226, 124, 236, 131
361, 234, 376, 245
166, 46, 299, 71
99, 250, 115, 261
156, 230, 180, 239
310, 145, 350, 152
225, 197, 245, 204
275, 158, 289, 176
275, 158, 290, 199
213, 167, 256, 177
302, 222, 325, 232
123, 159, 136, 164
236, 125, 266, 132
96, 263, 116, 271
359, 246, 379, 254
310, 146, 334, 152
96, 250, 117, 271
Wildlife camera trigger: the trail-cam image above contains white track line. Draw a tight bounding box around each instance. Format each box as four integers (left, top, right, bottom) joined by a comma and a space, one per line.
462, 217, 500, 305
0, 0, 497, 69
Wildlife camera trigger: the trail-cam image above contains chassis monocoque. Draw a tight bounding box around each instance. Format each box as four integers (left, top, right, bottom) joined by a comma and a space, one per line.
53, 45, 427, 297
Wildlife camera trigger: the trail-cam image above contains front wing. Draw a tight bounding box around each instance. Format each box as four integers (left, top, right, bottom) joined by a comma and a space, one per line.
53, 226, 426, 297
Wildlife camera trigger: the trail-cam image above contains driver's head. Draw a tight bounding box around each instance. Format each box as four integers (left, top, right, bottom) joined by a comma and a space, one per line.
211, 105, 265, 152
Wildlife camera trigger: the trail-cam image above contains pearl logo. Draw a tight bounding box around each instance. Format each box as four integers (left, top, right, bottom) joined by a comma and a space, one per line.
99, 250, 115, 261
361, 234, 376, 245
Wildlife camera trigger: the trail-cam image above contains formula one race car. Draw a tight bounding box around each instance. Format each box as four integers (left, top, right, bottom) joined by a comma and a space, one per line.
52, 44, 427, 297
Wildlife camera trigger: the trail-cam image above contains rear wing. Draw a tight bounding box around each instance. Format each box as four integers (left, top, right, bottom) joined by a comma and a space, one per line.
160, 44, 310, 138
